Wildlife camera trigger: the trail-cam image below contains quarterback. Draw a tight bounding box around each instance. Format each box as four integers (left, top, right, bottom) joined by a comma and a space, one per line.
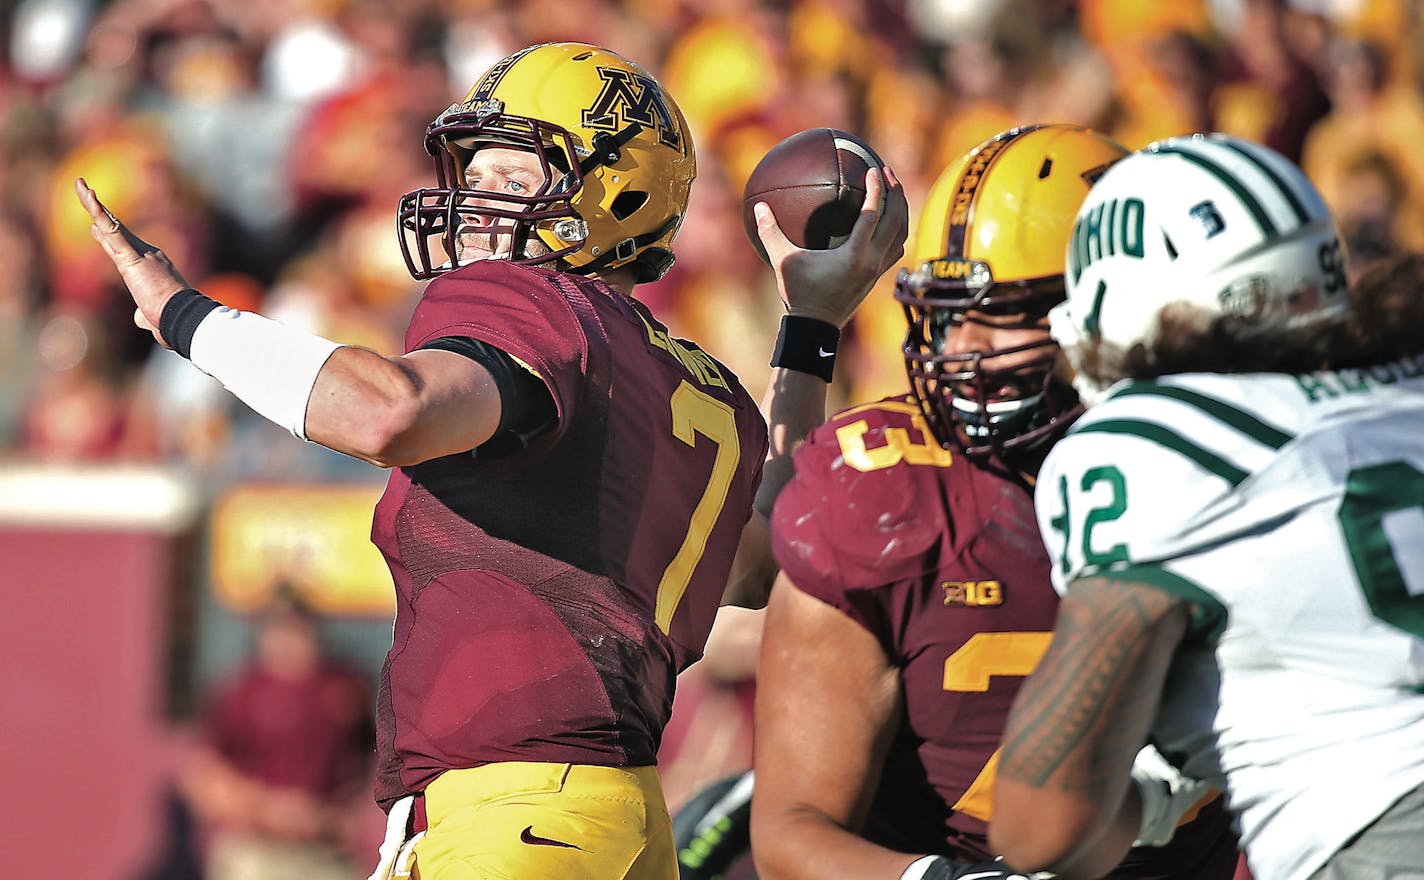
992, 134, 1424, 880
752, 126, 1238, 880
78, 42, 908, 880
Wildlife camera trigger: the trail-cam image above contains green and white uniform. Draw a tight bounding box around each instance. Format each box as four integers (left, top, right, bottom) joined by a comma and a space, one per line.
1036, 357, 1424, 880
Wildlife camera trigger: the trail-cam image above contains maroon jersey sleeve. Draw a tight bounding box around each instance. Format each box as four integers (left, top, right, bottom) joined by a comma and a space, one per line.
404, 261, 587, 437
772, 398, 954, 648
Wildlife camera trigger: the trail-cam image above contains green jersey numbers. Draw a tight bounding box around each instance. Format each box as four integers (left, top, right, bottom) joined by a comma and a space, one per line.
1050, 465, 1129, 574
1338, 461, 1424, 640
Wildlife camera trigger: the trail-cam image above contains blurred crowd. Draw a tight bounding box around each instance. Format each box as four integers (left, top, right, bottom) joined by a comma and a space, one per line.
2, 0, 1421, 480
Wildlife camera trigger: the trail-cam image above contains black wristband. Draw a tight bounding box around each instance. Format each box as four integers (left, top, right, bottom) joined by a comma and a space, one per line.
770, 315, 840, 382
158, 288, 222, 358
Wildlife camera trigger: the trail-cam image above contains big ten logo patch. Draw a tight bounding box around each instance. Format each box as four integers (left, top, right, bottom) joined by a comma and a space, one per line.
941, 580, 1003, 607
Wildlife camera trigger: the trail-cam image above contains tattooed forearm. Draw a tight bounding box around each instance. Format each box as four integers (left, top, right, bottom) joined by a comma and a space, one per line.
999, 578, 1186, 792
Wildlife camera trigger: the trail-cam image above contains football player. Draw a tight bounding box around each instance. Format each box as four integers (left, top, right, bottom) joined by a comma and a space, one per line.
77, 41, 908, 880
992, 134, 1424, 879
752, 125, 1241, 880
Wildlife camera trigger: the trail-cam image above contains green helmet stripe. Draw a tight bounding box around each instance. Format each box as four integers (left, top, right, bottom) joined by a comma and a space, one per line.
1153, 146, 1278, 239
1211, 138, 1310, 227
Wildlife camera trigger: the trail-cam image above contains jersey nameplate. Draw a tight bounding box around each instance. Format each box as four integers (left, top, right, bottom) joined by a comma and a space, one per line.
1295, 355, 1424, 402
638, 313, 728, 390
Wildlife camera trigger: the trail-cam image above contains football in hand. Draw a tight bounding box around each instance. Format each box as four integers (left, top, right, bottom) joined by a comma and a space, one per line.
741, 128, 885, 264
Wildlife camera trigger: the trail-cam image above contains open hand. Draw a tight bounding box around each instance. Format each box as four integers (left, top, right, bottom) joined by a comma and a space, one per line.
752, 165, 909, 328
74, 177, 191, 348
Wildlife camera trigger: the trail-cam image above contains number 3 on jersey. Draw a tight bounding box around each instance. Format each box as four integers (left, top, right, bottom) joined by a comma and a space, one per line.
655, 380, 741, 634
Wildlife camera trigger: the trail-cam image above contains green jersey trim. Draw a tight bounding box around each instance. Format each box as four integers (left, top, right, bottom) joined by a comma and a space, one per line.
1089, 565, 1228, 644
1107, 382, 1294, 450
1073, 419, 1251, 486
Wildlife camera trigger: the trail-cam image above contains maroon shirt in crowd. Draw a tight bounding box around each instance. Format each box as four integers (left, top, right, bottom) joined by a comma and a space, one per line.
369, 261, 768, 810
204, 661, 373, 798
771, 397, 1238, 878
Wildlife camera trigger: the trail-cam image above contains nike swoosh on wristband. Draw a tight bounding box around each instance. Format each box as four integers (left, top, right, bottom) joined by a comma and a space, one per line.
519, 826, 584, 850
818, 347, 835, 357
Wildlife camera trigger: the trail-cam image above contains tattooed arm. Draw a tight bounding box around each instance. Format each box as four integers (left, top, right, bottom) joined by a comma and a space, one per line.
988, 576, 1191, 878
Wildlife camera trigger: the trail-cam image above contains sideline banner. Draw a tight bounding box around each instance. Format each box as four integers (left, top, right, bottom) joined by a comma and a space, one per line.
210, 483, 393, 615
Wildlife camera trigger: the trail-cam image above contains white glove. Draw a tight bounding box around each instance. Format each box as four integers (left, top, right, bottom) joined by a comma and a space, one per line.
1130, 745, 1212, 847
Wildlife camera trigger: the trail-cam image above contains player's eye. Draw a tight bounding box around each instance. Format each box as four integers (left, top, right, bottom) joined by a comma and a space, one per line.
507, 179, 526, 194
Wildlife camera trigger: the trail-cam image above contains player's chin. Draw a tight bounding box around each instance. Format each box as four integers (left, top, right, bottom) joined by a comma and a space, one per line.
455, 242, 506, 263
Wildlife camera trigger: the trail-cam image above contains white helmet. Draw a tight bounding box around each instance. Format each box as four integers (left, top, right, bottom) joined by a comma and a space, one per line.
1053, 133, 1348, 405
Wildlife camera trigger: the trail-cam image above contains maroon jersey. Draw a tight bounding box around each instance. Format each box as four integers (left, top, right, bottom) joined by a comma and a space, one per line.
771, 397, 1237, 877
369, 262, 767, 809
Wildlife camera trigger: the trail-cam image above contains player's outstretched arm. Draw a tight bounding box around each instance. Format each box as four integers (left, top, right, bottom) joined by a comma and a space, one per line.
76, 178, 501, 466
721, 167, 909, 608
990, 576, 1190, 878
751, 574, 922, 880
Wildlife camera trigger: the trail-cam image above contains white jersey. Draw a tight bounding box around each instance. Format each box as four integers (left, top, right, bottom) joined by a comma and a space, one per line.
1035, 356, 1424, 880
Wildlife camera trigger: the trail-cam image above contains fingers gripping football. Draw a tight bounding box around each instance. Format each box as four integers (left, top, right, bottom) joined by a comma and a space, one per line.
743, 129, 909, 327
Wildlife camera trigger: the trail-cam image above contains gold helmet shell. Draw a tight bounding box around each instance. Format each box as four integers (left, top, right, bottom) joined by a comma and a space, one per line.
895, 124, 1128, 460
398, 42, 696, 283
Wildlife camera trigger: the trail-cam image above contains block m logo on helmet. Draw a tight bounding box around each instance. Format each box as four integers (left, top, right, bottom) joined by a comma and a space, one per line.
584, 67, 682, 150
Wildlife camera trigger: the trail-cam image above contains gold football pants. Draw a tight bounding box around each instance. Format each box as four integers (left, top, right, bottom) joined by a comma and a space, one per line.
413, 762, 676, 880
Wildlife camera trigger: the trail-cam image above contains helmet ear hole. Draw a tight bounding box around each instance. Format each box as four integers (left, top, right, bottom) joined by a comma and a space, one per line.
611, 191, 649, 220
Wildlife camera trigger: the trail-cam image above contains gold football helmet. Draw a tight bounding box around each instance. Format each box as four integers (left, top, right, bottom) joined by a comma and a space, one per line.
398, 42, 696, 283
894, 124, 1128, 461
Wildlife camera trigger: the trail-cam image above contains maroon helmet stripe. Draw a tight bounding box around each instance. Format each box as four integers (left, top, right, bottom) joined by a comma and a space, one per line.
945, 125, 1040, 258
470, 43, 541, 101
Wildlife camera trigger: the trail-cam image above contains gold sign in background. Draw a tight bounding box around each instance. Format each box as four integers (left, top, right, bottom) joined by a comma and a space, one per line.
210, 484, 394, 615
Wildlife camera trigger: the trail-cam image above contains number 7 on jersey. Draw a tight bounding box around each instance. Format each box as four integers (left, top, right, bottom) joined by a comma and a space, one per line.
655, 380, 742, 633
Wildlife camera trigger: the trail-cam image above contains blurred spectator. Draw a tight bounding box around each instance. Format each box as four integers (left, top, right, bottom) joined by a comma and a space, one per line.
1302, 37, 1424, 259
0, 212, 43, 447
1212, 0, 1331, 161
20, 303, 154, 460
1330, 150, 1415, 281
180, 587, 374, 880
659, 605, 763, 830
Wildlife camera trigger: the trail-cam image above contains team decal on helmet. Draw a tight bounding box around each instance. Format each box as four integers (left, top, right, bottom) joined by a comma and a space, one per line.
582, 68, 682, 150
1068, 197, 1145, 286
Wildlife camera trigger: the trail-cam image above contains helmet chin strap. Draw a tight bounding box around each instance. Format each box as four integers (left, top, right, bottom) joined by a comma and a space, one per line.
578, 123, 644, 174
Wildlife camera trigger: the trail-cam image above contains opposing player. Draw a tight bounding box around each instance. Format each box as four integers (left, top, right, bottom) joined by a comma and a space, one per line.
752, 125, 1240, 880
992, 134, 1424, 880
78, 42, 908, 880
